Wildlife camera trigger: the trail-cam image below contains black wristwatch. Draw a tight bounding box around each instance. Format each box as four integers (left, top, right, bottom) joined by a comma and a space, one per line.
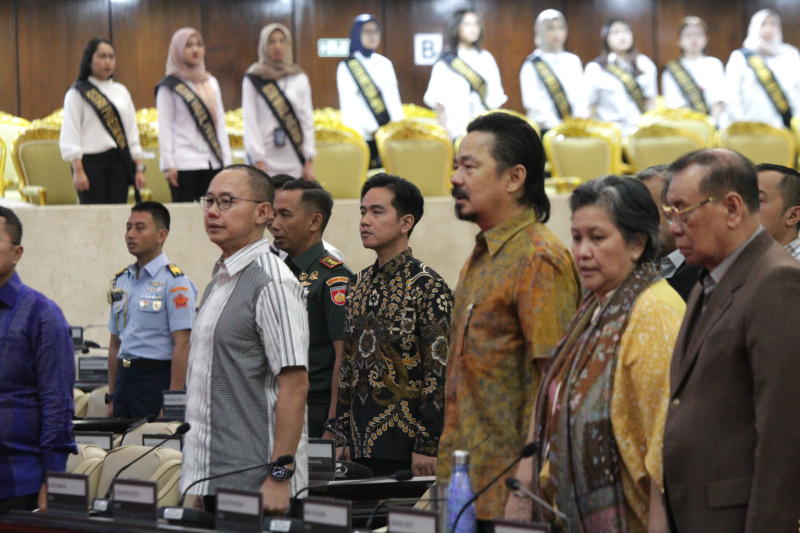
268, 464, 295, 482
104, 393, 114, 405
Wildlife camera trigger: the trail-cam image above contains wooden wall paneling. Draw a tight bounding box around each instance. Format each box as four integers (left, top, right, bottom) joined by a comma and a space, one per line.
110, 0, 202, 111
0, 0, 19, 115
383, 0, 467, 108
744, 0, 800, 51
477, 0, 561, 113
293, 0, 382, 110
16, 0, 110, 120
202, 0, 293, 113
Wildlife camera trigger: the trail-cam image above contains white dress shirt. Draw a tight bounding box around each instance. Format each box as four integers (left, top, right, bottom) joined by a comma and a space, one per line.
59, 76, 143, 162
424, 48, 507, 139
156, 75, 232, 171
662, 55, 725, 113
336, 51, 404, 141
584, 53, 658, 136
724, 47, 800, 129
242, 72, 316, 178
520, 50, 588, 131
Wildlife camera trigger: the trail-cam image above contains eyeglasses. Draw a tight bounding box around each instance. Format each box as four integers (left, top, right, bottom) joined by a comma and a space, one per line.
199, 195, 265, 212
662, 196, 718, 225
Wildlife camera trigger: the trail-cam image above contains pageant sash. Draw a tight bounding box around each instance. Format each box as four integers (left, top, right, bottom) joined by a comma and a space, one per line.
442, 51, 488, 109
531, 56, 572, 119
72, 80, 137, 192
157, 75, 223, 164
246, 74, 305, 165
665, 60, 709, 115
740, 48, 792, 128
345, 57, 390, 126
605, 63, 645, 113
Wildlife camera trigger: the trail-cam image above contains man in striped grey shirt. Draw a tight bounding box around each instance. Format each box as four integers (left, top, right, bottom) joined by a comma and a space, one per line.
180, 164, 309, 515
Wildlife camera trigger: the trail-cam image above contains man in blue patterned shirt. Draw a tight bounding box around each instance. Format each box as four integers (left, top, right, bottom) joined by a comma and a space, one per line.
0, 206, 76, 512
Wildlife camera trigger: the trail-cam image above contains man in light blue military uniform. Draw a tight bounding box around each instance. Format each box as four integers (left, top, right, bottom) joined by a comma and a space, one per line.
106, 202, 197, 418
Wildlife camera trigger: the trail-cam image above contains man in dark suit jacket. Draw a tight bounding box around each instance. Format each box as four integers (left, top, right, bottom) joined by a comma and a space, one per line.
662, 149, 800, 532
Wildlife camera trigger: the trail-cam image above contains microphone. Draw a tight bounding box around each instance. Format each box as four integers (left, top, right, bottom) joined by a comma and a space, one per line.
505, 477, 571, 530
354, 487, 439, 533
323, 420, 348, 461
451, 442, 538, 532
103, 422, 191, 499
119, 414, 156, 443
322, 420, 374, 479
159, 454, 295, 530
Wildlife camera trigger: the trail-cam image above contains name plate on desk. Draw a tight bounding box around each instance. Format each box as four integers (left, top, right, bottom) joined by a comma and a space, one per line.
162, 390, 186, 420
388, 507, 438, 533
308, 438, 335, 481
74, 431, 113, 451
493, 519, 551, 533
78, 357, 108, 382
142, 433, 183, 451
46, 472, 88, 516
112, 479, 157, 523
216, 489, 262, 533
303, 497, 351, 533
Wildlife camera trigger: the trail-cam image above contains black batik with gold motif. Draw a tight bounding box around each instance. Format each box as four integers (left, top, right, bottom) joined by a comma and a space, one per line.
335, 248, 453, 460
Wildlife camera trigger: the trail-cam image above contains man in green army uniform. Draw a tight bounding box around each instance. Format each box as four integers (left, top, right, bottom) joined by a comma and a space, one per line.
269, 179, 352, 439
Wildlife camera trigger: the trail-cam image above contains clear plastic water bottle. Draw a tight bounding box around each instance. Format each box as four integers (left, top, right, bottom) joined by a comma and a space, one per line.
446, 450, 476, 533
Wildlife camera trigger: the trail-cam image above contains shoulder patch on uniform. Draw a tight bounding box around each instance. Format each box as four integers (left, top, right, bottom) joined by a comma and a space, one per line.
320, 255, 343, 269
326, 276, 349, 286
167, 263, 184, 277
113, 267, 128, 280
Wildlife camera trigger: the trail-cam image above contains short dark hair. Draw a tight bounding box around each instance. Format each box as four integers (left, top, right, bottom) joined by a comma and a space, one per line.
570, 175, 660, 264
466, 112, 550, 222
636, 164, 671, 203
361, 173, 424, 237
269, 174, 296, 191
78, 38, 113, 82
446, 9, 484, 51
0, 206, 22, 245
281, 180, 334, 232
224, 164, 275, 205
668, 149, 759, 213
131, 201, 170, 231
756, 163, 800, 230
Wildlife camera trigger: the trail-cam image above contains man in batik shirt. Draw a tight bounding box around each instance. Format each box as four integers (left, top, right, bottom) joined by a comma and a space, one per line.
335, 173, 453, 477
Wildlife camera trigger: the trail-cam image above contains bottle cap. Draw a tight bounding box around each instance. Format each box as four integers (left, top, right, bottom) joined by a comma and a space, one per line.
452, 450, 470, 466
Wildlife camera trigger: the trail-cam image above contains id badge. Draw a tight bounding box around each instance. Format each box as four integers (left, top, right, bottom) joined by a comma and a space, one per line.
274, 128, 287, 147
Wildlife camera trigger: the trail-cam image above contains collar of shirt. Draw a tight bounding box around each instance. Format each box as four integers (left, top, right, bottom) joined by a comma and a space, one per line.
373, 247, 413, 275
220, 238, 273, 277
785, 237, 800, 259
660, 249, 686, 279
0, 271, 22, 308
289, 241, 326, 273
130, 252, 169, 280
88, 75, 115, 89
707, 226, 764, 292
482, 208, 539, 257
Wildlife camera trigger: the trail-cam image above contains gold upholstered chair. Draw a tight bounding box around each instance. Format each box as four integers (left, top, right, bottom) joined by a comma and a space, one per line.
402, 103, 438, 125
0, 112, 31, 197
96, 445, 183, 507
73, 388, 89, 418
639, 107, 716, 148
12, 122, 77, 205
375, 120, 453, 197
716, 122, 797, 168
544, 118, 623, 180
67, 445, 107, 500
624, 123, 705, 172
0, 137, 5, 197
791, 116, 800, 168
226, 108, 246, 164
314, 120, 370, 200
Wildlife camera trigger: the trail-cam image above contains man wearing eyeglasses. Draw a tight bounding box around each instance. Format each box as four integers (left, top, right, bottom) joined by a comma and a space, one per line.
181, 164, 309, 517
662, 149, 800, 532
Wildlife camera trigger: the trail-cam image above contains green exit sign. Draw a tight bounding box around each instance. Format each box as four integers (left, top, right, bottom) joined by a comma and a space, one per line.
318, 38, 351, 58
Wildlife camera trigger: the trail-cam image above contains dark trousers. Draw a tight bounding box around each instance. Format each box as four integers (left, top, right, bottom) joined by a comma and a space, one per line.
0, 492, 38, 513
354, 458, 411, 477
170, 167, 219, 203
367, 139, 382, 169
113, 359, 172, 418
307, 392, 331, 439
78, 149, 131, 204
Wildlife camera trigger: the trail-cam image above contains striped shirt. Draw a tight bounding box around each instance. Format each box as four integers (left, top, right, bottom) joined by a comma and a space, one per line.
180, 239, 309, 496
785, 237, 800, 262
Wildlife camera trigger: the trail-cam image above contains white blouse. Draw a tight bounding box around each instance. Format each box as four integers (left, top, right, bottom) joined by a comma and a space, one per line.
60, 76, 143, 162
661, 55, 725, 115
724, 47, 800, 129
336, 51, 404, 141
520, 50, 588, 131
156, 75, 232, 172
584, 53, 658, 136
424, 48, 507, 139
242, 72, 316, 178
